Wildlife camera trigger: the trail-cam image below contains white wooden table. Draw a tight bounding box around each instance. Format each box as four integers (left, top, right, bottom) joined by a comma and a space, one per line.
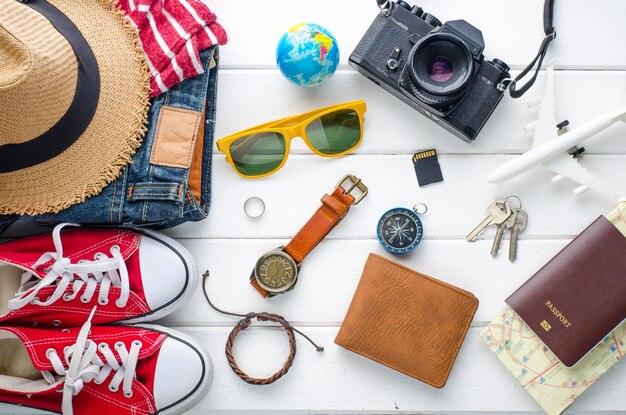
8, 1, 626, 414
171, 0, 626, 413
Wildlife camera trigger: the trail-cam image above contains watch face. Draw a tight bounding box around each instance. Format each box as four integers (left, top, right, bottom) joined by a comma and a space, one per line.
377, 207, 423, 255
254, 251, 298, 293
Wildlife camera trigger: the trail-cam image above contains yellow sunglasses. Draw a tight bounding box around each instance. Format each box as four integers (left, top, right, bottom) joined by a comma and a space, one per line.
216, 100, 366, 178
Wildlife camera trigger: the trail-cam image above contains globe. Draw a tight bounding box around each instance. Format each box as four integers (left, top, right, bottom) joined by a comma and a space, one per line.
276, 23, 339, 87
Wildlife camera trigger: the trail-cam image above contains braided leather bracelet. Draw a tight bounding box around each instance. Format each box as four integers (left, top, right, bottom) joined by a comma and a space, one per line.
202, 271, 324, 385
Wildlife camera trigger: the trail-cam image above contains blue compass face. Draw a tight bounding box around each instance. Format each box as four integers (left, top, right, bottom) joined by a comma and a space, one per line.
376, 207, 423, 255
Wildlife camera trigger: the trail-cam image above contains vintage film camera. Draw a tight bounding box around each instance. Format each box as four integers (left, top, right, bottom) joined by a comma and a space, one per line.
350, 0, 511, 142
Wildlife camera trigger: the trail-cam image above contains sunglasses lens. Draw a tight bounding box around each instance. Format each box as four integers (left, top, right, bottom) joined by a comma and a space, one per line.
229, 132, 286, 176
305, 109, 361, 155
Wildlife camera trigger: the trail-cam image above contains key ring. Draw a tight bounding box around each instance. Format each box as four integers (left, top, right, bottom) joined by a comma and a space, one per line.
505, 195, 522, 210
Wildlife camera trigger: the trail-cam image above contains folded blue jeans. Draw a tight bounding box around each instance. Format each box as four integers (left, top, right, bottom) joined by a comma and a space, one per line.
0, 46, 219, 232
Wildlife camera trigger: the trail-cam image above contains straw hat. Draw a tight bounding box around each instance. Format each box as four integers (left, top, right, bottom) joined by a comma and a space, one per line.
0, 0, 150, 215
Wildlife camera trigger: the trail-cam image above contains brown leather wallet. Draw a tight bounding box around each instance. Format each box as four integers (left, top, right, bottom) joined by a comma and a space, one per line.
335, 253, 478, 388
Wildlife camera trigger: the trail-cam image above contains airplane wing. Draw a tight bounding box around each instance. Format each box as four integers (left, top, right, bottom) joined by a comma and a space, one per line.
543, 154, 624, 201
532, 63, 623, 201
530, 63, 558, 148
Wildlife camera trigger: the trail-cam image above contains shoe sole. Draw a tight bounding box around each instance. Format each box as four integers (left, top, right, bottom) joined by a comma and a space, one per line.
135, 324, 213, 415
119, 229, 199, 325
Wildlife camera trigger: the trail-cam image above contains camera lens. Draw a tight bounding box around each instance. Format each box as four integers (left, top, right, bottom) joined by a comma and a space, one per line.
407, 33, 474, 105
427, 58, 453, 82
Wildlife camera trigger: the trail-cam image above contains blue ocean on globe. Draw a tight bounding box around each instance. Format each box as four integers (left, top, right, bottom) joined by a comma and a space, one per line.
276, 23, 339, 87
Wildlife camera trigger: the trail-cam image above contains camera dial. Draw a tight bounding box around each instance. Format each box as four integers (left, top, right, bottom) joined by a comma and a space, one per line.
410, 6, 423, 17
491, 58, 510, 73
422, 13, 442, 28
397, 0, 411, 10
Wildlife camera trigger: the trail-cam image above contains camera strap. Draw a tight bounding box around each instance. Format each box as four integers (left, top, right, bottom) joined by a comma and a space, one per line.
508, 0, 556, 98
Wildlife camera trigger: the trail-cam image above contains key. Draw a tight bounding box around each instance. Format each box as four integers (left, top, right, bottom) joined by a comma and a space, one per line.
466, 200, 512, 242
509, 208, 528, 262
491, 209, 518, 257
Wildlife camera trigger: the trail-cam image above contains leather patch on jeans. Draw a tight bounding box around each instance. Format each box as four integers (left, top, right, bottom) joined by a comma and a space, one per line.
150, 106, 202, 168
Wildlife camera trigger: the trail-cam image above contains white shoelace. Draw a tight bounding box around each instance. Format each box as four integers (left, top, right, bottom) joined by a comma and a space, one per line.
8, 223, 130, 312
42, 308, 142, 415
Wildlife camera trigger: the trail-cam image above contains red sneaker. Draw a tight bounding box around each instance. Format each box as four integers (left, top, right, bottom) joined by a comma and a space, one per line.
0, 224, 197, 327
0, 309, 211, 415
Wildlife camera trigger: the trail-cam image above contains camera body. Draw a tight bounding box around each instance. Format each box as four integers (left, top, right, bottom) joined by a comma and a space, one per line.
350, 0, 511, 142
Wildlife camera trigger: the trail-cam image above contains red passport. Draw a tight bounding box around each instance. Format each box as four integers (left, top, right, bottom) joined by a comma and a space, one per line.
506, 210, 626, 367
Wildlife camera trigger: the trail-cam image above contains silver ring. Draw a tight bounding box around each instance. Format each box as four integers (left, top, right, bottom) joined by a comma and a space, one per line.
505, 195, 522, 210
413, 203, 428, 215
244, 197, 265, 218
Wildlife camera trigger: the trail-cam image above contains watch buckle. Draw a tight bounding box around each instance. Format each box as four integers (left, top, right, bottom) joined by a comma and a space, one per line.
336, 174, 368, 205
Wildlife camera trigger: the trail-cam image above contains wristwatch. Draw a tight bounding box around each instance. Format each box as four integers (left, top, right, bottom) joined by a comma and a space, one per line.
250, 174, 368, 297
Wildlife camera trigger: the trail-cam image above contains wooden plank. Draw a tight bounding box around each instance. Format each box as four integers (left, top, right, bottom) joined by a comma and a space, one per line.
214, 0, 626, 69
213, 70, 626, 154
162, 239, 567, 327
166, 328, 626, 413
167, 154, 624, 239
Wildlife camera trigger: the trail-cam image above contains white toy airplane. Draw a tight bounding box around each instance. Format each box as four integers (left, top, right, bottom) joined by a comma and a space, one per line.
487, 63, 626, 202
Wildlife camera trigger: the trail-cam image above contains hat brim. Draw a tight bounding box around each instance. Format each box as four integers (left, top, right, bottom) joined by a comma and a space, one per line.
0, 0, 150, 215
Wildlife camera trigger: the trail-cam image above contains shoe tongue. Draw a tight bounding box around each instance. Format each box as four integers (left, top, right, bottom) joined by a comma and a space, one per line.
17, 274, 41, 291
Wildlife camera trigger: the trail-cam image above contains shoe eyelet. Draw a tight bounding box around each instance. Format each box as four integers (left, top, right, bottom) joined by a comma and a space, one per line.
52, 320, 61, 327
98, 298, 109, 306
94, 378, 103, 385
123, 390, 133, 398
61, 329, 70, 333
45, 348, 55, 358
114, 341, 125, 350
63, 293, 72, 301
94, 252, 105, 260
115, 299, 125, 308
43, 267, 51, 273
80, 296, 90, 303
63, 346, 70, 355
109, 385, 118, 393
132, 340, 142, 348
110, 245, 121, 253
31, 322, 38, 327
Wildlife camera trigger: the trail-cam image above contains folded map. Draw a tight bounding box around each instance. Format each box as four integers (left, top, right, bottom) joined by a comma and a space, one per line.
480, 307, 626, 415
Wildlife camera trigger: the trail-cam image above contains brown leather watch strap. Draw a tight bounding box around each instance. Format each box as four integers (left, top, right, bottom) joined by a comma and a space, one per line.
283, 187, 355, 263
250, 188, 353, 298
250, 175, 368, 298
250, 278, 271, 298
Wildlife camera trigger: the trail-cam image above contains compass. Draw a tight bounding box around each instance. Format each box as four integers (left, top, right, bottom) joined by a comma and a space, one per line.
376, 205, 426, 255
